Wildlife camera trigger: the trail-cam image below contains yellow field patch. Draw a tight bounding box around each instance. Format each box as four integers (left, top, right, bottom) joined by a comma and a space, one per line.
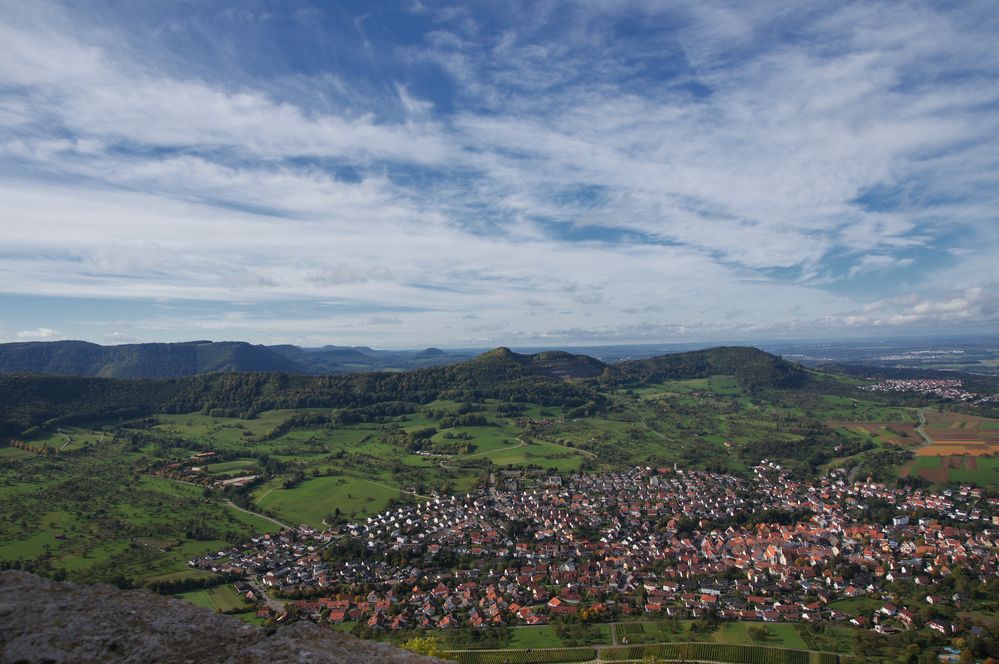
917, 443, 996, 456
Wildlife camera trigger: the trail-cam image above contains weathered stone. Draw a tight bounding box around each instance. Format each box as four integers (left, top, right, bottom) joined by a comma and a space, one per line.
0, 571, 445, 663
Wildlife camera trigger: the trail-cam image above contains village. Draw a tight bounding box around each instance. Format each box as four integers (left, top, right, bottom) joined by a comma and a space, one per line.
190, 465, 998, 641
862, 379, 999, 404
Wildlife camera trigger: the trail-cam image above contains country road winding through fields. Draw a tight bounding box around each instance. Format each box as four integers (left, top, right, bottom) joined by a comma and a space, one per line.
225, 499, 292, 531
915, 408, 933, 447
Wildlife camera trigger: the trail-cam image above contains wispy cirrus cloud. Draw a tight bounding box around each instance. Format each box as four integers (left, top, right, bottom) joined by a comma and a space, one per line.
0, 1, 997, 346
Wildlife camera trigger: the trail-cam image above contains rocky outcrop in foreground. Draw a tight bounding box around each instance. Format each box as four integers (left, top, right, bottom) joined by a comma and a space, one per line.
0, 571, 445, 663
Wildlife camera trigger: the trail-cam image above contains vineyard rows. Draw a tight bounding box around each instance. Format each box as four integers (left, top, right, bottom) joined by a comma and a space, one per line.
793, 624, 820, 651
615, 622, 646, 636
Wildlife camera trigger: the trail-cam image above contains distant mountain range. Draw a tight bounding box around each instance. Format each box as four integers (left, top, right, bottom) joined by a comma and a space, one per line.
5, 337, 996, 384
0, 340, 475, 378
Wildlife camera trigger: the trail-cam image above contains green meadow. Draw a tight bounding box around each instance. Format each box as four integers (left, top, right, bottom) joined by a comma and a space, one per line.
255, 473, 402, 527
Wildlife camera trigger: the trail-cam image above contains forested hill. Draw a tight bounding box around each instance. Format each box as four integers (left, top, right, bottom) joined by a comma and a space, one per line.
0, 342, 799, 387
0, 340, 473, 378
0, 346, 803, 437
470, 347, 607, 379
0, 348, 604, 437
0, 341, 302, 378
601, 346, 807, 389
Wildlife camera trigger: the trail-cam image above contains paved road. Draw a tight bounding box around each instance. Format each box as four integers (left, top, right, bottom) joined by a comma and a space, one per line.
550, 440, 597, 459
359, 478, 433, 500
162, 476, 292, 530
915, 408, 933, 446
224, 499, 293, 530
249, 577, 286, 614
462, 438, 527, 459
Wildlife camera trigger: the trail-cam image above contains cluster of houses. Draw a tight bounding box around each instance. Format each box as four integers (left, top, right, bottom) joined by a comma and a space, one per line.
191, 466, 997, 636
156, 451, 258, 488
862, 378, 998, 403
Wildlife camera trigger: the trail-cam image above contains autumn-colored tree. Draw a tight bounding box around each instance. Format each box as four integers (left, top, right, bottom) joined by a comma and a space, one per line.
401, 635, 441, 657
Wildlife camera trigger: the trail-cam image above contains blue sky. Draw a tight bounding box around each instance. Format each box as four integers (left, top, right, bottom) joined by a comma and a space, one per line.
1, 1, 998, 348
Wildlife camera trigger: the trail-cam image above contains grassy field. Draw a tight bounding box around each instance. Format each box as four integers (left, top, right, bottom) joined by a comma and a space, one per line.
948, 455, 999, 485
608, 621, 810, 649
0, 446, 33, 459
827, 422, 919, 447
796, 624, 859, 655
613, 620, 705, 644
901, 452, 999, 488
476, 440, 584, 471
507, 626, 565, 649
254, 473, 402, 527
206, 459, 258, 475
503, 624, 611, 649
827, 596, 883, 617
146, 567, 217, 584
37, 427, 107, 451
176, 584, 249, 612
600, 642, 823, 664
175, 583, 267, 623
712, 622, 809, 650
446, 648, 596, 664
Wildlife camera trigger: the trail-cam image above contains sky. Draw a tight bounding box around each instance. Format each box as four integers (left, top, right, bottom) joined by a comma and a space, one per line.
1, 1, 998, 349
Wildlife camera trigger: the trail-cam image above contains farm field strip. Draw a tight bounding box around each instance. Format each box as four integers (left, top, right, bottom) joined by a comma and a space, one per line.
444, 627, 845, 664
598, 642, 837, 663
445, 647, 595, 663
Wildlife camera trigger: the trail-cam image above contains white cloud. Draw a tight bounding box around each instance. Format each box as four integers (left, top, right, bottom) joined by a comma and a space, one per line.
834, 286, 999, 330
16, 328, 60, 340
310, 264, 394, 287
847, 254, 915, 279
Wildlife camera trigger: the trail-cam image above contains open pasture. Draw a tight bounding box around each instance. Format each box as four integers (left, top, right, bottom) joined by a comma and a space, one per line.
446, 648, 596, 664
176, 584, 250, 613
206, 459, 258, 475
600, 642, 823, 664
474, 439, 585, 471
902, 454, 999, 487
0, 446, 33, 459
827, 421, 919, 447
947, 454, 999, 485
153, 410, 297, 446
712, 623, 809, 650
812, 398, 915, 423
506, 626, 565, 649
254, 473, 402, 527
21, 427, 106, 452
